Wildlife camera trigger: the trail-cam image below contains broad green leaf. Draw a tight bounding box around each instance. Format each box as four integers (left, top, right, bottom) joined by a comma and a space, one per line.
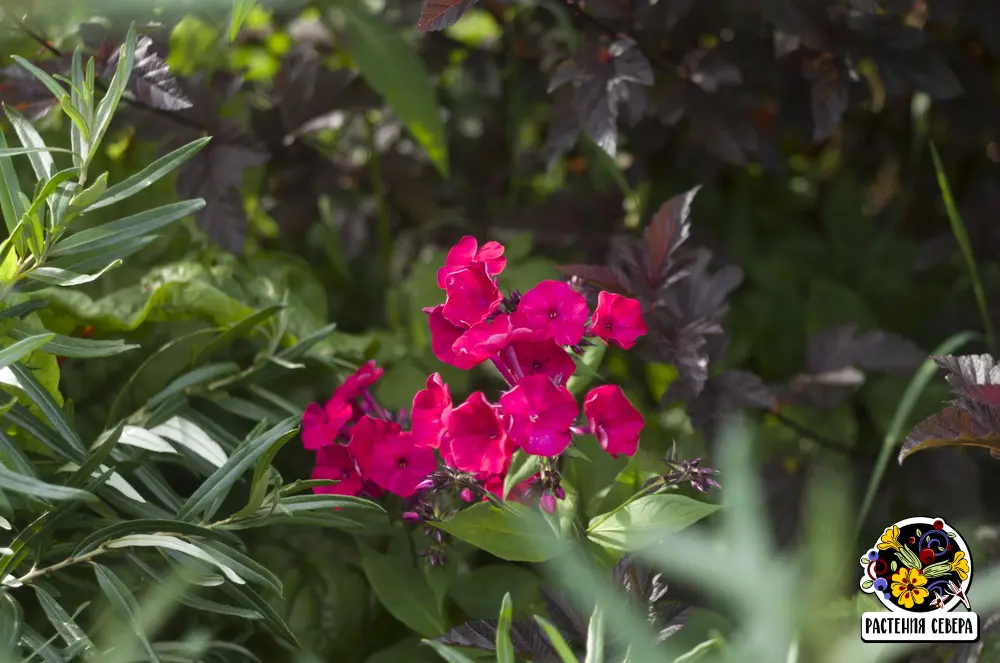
432, 502, 567, 562
49, 199, 205, 257
8, 363, 85, 458
532, 616, 578, 663
105, 534, 245, 584
176, 415, 298, 520
93, 564, 160, 662
586, 494, 720, 552
496, 593, 515, 663
0, 333, 53, 372
339, 3, 449, 176
0, 464, 96, 501
90, 137, 212, 211
25, 260, 122, 287
502, 450, 540, 500
148, 417, 227, 467
361, 545, 447, 638
449, 565, 541, 619
567, 342, 607, 396
422, 640, 478, 663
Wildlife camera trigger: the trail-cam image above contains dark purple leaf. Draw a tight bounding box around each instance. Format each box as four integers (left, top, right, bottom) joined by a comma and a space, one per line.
806, 57, 849, 141
611, 557, 690, 645
174, 121, 269, 252
899, 401, 1000, 463
643, 186, 698, 284
806, 324, 925, 375
554, 264, 629, 293
437, 619, 562, 661
0, 60, 65, 120
104, 35, 191, 111
679, 50, 742, 94
540, 586, 589, 642
680, 370, 777, 436
416, 0, 480, 31
933, 354, 1000, 407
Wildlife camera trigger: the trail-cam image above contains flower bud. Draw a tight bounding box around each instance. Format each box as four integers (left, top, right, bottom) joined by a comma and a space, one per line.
554, 485, 566, 500
460, 488, 475, 503
402, 511, 422, 523
540, 493, 557, 514
415, 478, 435, 491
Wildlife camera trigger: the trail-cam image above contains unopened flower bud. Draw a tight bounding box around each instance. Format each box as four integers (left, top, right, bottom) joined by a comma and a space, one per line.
415, 478, 435, 491
554, 485, 566, 500
460, 488, 475, 503
540, 493, 557, 514
402, 511, 422, 523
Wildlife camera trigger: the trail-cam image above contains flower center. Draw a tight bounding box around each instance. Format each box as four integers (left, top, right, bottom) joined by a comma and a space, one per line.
906, 583, 914, 591
548, 310, 558, 319
529, 414, 539, 423
605, 322, 613, 331
397, 458, 407, 468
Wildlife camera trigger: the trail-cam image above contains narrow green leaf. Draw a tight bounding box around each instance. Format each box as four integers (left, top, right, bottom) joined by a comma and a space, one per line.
9, 57, 66, 99
0, 464, 96, 501
0, 126, 25, 234
0, 591, 22, 654
221, 583, 300, 647
176, 416, 298, 520
68, 48, 87, 167
5, 106, 54, 181
9, 323, 138, 358
0, 429, 37, 476
532, 616, 579, 663
90, 137, 212, 211
195, 539, 283, 595
422, 640, 479, 663
74, 518, 235, 556
93, 564, 161, 662
32, 586, 94, 656
584, 604, 605, 663
68, 171, 108, 210
229, 0, 257, 42
49, 199, 205, 257
25, 168, 78, 223
196, 305, 283, 361
339, 3, 449, 176
496, 593, 515, 663
2, 406, 82, 462
25, 260, 122, 287
929, 142, 995, 352
146, 362, 241, 409
17, 624, 65, 663
0, 333, 53, 371
231, 422, 293, 517
90, 24, 137, 162
0, 147, 76, 157
105, 534, 245, 584
8, 363, 86, 458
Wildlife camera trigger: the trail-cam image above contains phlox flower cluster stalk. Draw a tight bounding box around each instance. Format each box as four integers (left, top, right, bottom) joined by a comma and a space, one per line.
301, 236, 649, 517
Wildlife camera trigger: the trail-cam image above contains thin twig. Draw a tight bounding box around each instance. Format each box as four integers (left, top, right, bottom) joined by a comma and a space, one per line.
771, 411, 855, 456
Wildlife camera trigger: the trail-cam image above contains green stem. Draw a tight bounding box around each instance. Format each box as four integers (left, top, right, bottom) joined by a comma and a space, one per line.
12, 545, 107, 586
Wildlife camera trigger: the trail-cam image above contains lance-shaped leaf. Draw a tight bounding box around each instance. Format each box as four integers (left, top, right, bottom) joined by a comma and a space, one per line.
899, 402, 1000, 463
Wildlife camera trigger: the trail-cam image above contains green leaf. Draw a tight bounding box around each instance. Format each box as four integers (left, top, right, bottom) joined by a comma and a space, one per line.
175, 415, 298, 520
229, 0, 257, 42
502, 450, 540, 500
195, 539, 283, 595
339, 3, 449, 176
532, 616, 578, 663
221, 583, 301, 646
90, 24, 137, 164
0, 464, 96, 501
196, 305, 282, 361
361, 545, 448, 638
73, 518, 236, 555
586, 494, 720, 552
496, 593, 515, 663
5, 106, 54, 182
25, 260, 122, 287
32, 586, 94, 656
584, 605, 605, 663
9, 57, 67, 100
146, 362, 241, 409
0, 591, 22, 656
0, 126, 26, 235
232, 423, 293, 518
89, 137, 212, 211
93, 564, 161, 662
68, 171, 108, 210
105, 534, 245, 584
8, 363, 85, 459
0, 333, 53, 371
432, 502, 568, 562
49, 199, 205, 257
149, 417, 227, 467
567, 342, 607, 396
8, 323, 137, 358
422, 640, 478, 663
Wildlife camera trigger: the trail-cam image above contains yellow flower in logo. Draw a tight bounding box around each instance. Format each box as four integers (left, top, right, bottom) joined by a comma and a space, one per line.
878, 525, 902, 551
950, 551, 970, 581
891, 567, 929, 609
